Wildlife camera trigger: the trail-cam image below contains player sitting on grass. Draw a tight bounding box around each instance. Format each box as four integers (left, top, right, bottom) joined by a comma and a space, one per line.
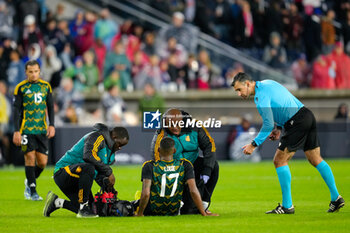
151, 108, 219, 214
232, 72, 345, 214
137, 137, 217, 216
43, 123, 129, 218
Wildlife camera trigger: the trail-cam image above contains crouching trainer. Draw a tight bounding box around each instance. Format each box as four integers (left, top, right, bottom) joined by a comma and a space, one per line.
43, 123, 129, 218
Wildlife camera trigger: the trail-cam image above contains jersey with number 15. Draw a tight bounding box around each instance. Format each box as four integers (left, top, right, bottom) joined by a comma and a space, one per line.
13, 79, 53, 134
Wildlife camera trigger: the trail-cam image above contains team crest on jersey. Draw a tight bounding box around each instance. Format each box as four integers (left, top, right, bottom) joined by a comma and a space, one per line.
41, 85, 46, 92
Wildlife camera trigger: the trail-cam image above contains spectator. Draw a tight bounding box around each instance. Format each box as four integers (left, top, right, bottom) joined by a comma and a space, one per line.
234, 0, 254, 48
0, 80, 10, 164
333, 1, 350, 22
0, 1, 14, 40
228, 114, 261, 162
41, 45, 62, 88
283, 3, 303, 57
138, 82, 165, 113
0, 80, 8, 164
59, 42, 74, 70
264, 1, 284, 42
341, 10, 350, 54
321, 10, 336, 54
291, 54, 310, 88
57, 19, 73, 53
94, 8, 118, 50
134, 54, 162, 91
36, 0, 48, 24
53, 3, 66, 21
220, 62, 244, 88
0, 39, 12, 82
158, 11, 197, 52
334, 103, 349, 121
0, 80, 9, 127
212, 0, 232, 42
197, 50, 212, 89
74, 11, 95, 56
262, 32, 287, 69
61, 104, 78, 124
68, 10, 85, 39
6, 49, 25, 94
168, 53, 186, 91
311, 55, 335, 89
180, 53, 198, 89
91, 38, 107, 81
111, 19, 133, 45
43, 18, 65, 55
20, 14, 44, 54
185, 0, 196, 23
158, 37, 188, 68
101, 85, 125, 115
133, 22, 144, 41
303, 9, 322, 62
167, 54, 179, 83
141, 31, 156, 56
125, 35, 142, 62
55, 78, 83, 116
193, 0, 214, 35
104, 41, 132, 91
131, 50, 148, 78
102, 85, 126, 125
159, 60, 172, 90
326, 42, 350, 88
103, 69, 121, 90
63, 56, 86, 91
241, 1, 255, 48
22, 43, 42, 65
82, 50, 99, 90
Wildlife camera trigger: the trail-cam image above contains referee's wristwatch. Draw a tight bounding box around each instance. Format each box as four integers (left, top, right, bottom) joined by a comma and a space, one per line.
251, 140, 258, 147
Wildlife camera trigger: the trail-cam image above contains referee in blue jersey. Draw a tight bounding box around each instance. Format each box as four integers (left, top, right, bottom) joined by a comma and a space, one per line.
231, 72, 344, 214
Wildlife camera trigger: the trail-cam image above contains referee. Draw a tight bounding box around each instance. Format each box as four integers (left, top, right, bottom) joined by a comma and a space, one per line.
231, 72, 344, 214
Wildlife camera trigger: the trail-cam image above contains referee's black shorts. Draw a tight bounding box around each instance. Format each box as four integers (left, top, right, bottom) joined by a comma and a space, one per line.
278, 107, 320, 152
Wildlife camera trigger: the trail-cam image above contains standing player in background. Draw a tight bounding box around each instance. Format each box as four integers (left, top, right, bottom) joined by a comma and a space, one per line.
232, 72, 344, 214
13, 60, 55, 201
137, 137, 214, 216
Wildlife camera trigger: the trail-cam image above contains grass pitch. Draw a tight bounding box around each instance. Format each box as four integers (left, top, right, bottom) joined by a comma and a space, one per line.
0, 159, 349, 233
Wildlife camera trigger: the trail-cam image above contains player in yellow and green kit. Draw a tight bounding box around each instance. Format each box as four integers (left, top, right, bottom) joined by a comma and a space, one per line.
13, 60, 55, 201
137, 137, 217, 216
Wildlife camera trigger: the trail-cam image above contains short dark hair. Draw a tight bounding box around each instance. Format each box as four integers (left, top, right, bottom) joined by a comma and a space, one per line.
160, 137, 175, 153
111, 127, 129, 140
25, 60, 41, 70
231, 72, 252, 87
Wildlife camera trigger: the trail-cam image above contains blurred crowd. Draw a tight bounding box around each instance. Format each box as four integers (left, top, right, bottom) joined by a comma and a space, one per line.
149, 0, 350, 89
